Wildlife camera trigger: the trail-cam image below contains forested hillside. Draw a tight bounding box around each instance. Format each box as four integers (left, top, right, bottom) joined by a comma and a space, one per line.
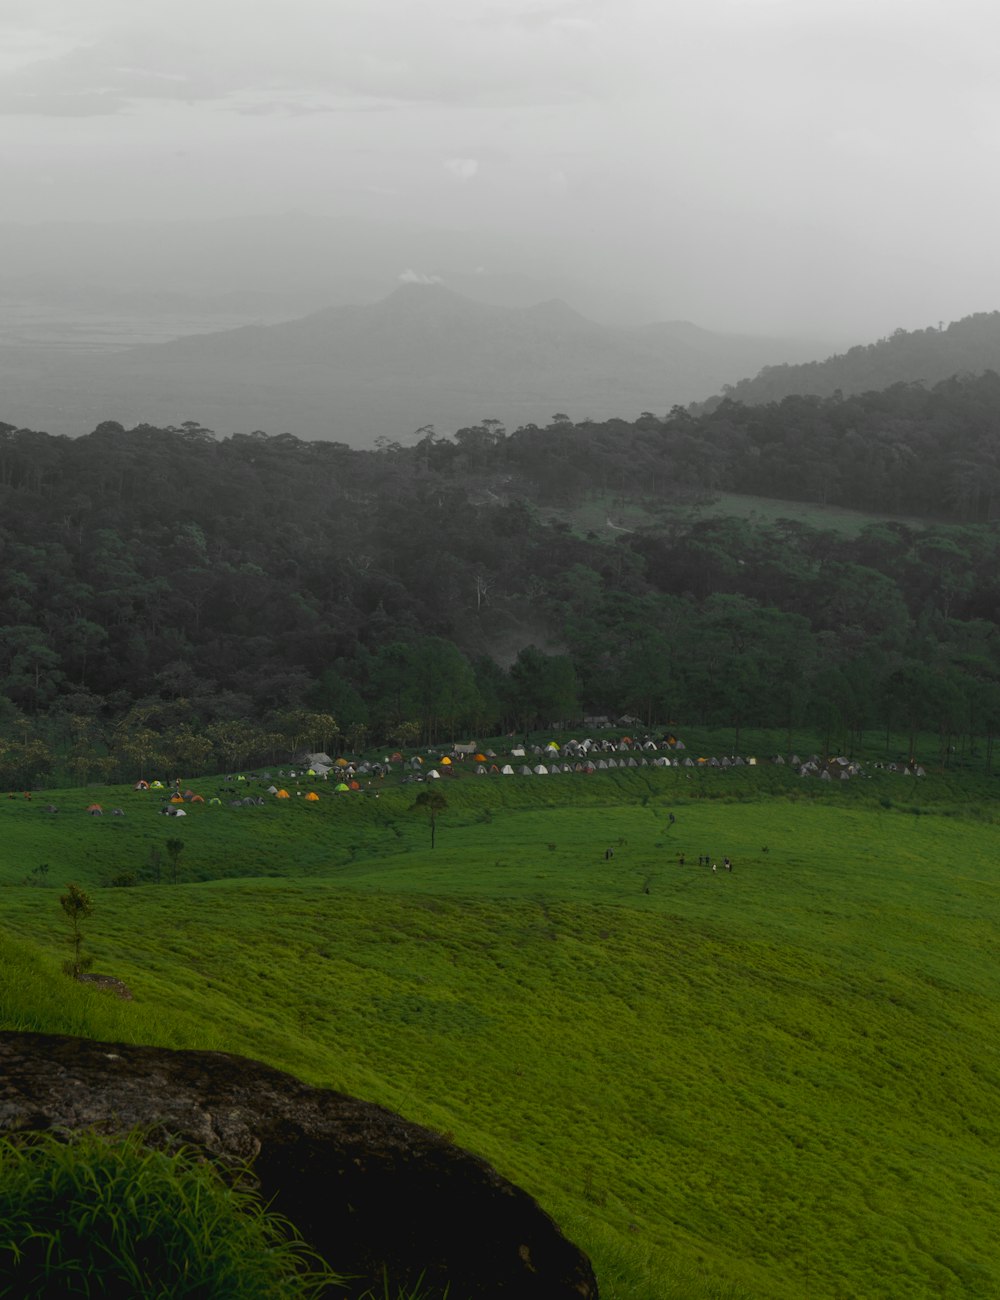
700, 310, 1000, 409
4, 371, 1000, 785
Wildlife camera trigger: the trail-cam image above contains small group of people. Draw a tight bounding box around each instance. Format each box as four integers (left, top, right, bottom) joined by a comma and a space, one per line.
683, 854, 733, 872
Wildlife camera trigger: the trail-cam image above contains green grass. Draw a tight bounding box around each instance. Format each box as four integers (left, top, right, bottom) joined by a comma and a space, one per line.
2, 762, 999, 1299
0, 1129, 338, 1298
544, 490, 932, 539
665, 491, 932, 537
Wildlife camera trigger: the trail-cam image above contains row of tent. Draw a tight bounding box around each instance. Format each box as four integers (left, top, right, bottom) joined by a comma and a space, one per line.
125, 748, 927, 798
432, 757, 692, 776
508, 739, 685, 758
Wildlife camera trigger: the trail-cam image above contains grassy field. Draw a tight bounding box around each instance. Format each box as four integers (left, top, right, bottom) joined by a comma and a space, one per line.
2, 760, 999, 1299
546, 491, 933, 539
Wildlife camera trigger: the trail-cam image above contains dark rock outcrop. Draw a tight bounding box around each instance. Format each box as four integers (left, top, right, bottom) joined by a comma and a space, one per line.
73, 974, 134, 1000
0, 1032, 598, 1299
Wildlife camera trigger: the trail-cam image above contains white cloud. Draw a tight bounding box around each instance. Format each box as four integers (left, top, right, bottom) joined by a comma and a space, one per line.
3, 0, 1000, 338
444, 157, 478, 180
0, 0, 619, 116
398, 269, 443, 284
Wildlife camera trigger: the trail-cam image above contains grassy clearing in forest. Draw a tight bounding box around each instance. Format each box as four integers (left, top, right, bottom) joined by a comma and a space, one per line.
2, 767, 999, 1299
546, 490, 933, 540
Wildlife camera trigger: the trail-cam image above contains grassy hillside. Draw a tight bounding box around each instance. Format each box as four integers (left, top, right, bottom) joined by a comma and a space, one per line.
2, 764, 999, 1299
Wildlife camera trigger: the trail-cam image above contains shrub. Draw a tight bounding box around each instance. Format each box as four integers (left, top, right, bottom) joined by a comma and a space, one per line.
0, 1129, 340, 1298
59, 883, 93, 978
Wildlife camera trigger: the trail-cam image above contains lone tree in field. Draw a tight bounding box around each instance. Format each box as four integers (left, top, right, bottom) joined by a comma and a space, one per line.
60, 883, 93, 978
411, 789, 448, 849
165, 838, 184, 885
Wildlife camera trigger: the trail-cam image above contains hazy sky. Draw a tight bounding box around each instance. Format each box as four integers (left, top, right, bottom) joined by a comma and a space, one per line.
2, 0, 999, 337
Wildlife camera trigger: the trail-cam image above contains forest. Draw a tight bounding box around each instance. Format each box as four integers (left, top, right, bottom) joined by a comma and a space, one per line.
4, 367, 1000, 785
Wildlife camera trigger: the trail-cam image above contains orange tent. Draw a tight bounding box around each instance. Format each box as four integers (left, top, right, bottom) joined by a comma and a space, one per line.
304, 791, 320, 802
170, 794, 184, 804
276, 789, 291, 799
190, 794, 205, 803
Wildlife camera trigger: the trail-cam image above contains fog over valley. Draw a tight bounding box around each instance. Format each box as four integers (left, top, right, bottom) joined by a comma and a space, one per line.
3, 0, 1000, 447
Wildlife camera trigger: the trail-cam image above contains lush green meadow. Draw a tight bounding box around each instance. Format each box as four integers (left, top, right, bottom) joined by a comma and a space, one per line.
2, 762, 1000, 1299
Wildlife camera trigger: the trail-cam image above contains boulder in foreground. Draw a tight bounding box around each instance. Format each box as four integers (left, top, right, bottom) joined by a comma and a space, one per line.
0, 1031, 598, 1299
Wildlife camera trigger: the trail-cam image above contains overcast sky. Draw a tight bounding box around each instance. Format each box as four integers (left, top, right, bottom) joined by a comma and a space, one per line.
2, 0, 999, 337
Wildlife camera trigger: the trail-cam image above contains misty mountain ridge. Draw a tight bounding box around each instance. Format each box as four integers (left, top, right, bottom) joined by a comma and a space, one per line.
0, 213, 664, 326
700, 311, 1000, 409
0, 283, 831, 442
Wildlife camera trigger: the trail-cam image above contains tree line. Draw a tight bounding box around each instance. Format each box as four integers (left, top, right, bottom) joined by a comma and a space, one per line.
3, 377, 1000, 783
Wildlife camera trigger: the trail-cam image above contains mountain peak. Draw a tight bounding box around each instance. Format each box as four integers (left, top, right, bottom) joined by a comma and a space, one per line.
523, 298, 590, 327
375, 281, 499, 323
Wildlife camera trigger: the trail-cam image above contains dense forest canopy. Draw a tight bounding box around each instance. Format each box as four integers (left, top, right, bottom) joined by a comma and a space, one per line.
4, 368, 1000, 784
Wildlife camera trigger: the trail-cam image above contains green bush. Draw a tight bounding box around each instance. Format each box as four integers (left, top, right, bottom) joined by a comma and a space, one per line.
0, 1129, 340, 1298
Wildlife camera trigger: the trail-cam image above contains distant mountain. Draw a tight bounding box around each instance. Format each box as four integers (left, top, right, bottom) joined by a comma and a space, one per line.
0, 214, 658, 323
0, 283, 831, 442
699, 312, 1000, 409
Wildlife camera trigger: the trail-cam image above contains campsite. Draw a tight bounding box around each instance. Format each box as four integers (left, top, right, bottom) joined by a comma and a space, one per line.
3, 729, 999, 1299
6, 362, 1000, 1299
8, 6, 1000, 1289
